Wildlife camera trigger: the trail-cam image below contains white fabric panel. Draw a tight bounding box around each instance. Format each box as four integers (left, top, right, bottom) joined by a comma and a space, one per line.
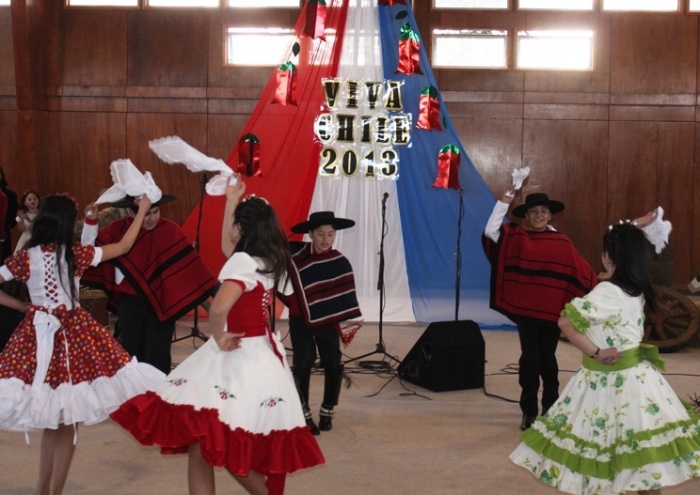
308, 0, 414, 322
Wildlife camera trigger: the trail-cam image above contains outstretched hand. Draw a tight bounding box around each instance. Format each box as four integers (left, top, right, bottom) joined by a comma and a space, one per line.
135, 196, 152, 213
84, 202, 98, 221
225, 174, 246, 202
501, 187, 516, 205
633, 208, 658, 229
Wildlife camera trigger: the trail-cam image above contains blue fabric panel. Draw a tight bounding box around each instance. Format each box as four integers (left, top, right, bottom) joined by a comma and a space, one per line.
377, 3, 500, 324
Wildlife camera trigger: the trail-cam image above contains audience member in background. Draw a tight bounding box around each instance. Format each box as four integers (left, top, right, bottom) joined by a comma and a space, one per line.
0, 167, 19, 262
14, 189, 41, 254
483, 189, 598, 432
81, 195, 218, 374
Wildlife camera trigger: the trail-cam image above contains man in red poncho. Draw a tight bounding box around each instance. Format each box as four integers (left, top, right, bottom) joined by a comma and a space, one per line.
483, 189, 597, 431
82, 195, 218, 374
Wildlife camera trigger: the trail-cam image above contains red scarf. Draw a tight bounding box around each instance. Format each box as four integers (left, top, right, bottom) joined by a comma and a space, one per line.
483, 223, 597, 324
82, 217, 218, 323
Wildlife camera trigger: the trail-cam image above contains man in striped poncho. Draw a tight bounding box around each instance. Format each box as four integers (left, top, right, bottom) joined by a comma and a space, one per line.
283, 211, 362, 435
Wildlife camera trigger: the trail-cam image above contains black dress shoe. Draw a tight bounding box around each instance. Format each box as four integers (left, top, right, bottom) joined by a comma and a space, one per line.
305, 417, 321, 436
520, 415, 536, 431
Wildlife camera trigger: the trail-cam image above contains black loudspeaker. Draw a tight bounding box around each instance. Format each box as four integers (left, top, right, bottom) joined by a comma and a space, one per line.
398, 320, 485, 392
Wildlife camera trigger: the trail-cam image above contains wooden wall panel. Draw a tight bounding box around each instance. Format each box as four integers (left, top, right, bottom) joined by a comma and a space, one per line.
59, 10, 128, 87
127, 10, 209, 88
0, 11, 14, 88
451, 118, 523, 200
0, 112, 18, 184
41, 112, 127, 209
610, 15, 698, 95
608, 121, 694, 285
126, 113, 209, 224
521, 119, 609, 270
693, 124, 700, 283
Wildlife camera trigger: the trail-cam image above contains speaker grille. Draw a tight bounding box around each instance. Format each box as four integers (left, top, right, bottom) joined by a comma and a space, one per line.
398, 320, 485, 392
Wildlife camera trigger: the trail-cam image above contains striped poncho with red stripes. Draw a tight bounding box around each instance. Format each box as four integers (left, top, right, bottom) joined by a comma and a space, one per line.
288, 242, 362, 336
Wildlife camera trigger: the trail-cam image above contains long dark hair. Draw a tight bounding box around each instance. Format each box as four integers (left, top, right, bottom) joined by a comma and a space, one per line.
232, 197, 291, 287
27, 195, 79, 306
603, 223, 658, 314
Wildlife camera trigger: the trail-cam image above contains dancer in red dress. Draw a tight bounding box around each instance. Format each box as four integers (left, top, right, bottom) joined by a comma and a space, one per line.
0, 194, 164, 495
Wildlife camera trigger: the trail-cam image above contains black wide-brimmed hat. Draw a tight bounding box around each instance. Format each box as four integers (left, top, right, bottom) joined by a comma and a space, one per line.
511, 193, 565, 218
111, 194, 176, 209
291, 211, 355, 233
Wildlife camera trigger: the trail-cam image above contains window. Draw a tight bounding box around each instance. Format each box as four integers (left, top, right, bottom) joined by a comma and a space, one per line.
225, 27, 294, 66
0, 0, 10, 6
432, 29, 508, 68
691, 0, 700, 11
67, 0, 138, 6
148, 0, 219, 6
602, 0, 679, 12
516, 30, 594, 71
228, 0, 299, 7
519, 0, 593, 10
433, 0, 507, 9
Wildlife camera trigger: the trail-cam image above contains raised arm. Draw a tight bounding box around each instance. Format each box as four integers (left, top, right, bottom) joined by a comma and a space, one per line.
81, 202, 99, 246
633, 208, 658, 229
484, 187, 515, 243
221, 176, 246, 258
99, 197, 152, 261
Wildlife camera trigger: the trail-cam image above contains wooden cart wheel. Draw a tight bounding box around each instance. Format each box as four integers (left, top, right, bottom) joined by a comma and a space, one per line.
643, 286, 700, 352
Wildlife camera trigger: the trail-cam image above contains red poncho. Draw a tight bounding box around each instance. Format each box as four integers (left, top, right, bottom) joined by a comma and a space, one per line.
483, 223, 597, 324
82, 217, 218, 323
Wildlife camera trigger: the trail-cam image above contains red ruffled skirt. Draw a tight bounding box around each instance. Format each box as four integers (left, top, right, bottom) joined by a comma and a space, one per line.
111, 335, 324, 489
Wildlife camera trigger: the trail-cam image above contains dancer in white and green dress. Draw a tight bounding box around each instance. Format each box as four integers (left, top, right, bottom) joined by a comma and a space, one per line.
510, 219, 700, 495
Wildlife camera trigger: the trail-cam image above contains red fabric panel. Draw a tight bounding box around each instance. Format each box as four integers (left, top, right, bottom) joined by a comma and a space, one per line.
183, 0, 349, 276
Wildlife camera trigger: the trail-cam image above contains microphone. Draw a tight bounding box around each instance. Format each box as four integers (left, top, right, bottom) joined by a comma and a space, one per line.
381, 192, 389, 205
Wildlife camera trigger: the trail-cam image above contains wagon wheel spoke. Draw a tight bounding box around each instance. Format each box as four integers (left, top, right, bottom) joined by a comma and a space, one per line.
643, 286, 700, 352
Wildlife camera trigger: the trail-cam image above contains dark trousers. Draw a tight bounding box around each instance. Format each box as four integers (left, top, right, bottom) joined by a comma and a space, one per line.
514, 318, 560, 416
289, 316, 341, 369
289, 316, 344, 408
117, 294, 175, 374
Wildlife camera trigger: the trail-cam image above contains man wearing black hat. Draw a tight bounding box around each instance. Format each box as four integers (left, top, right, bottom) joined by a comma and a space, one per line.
484, 188, 597, 431
81, 195, 218, 374
282, 211, 362, 435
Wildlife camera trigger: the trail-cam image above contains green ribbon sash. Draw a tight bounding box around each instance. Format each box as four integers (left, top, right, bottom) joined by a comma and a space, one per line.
582, 343, 665, 372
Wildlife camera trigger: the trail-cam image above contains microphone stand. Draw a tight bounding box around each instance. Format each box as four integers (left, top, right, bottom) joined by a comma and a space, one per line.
172, 171, 209, 344
345, 192, 400, 368
455, 188, 464, 321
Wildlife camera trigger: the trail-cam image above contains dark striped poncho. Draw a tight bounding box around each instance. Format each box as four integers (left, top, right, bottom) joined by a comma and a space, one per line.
288, 242, 361, 343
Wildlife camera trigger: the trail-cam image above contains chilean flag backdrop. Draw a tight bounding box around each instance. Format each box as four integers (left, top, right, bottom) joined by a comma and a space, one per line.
183, 0, 508, 326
